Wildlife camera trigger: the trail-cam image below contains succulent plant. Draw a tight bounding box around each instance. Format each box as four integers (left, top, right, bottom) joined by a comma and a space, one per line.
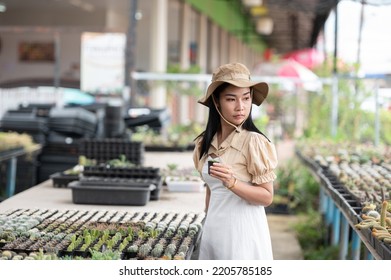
137, 243, 152, 258
151, 243, 165, 258
163, 243, 177, 258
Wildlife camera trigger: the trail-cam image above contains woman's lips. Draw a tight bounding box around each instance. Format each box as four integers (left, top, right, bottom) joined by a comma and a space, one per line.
233, 114, 245, 120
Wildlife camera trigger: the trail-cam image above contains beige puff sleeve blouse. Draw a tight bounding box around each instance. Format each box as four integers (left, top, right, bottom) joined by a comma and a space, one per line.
246, 132, 278, 185
193, 128, 278, 185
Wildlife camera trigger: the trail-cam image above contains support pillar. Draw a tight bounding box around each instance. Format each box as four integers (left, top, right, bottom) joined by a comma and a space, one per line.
195, 13, 208, 124
6, 157, 17, 198
209, 24, 219, 71
331, 207, 341, 246
351, 231, 362, 260
339, 216, 349, 259
219, 29, 228, 64
178, 2, 192, 125
150, 0, 168, 109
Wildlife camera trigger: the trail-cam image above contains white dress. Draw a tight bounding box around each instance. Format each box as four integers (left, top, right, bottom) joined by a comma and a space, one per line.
198, 157, 273, 260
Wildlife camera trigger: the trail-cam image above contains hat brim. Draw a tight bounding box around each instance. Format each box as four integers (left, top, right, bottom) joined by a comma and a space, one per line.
198, 80, 269, 107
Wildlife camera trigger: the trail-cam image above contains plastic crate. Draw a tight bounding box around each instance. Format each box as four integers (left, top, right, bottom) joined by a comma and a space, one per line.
48, 107, 97, 137
80, 139, 145, 166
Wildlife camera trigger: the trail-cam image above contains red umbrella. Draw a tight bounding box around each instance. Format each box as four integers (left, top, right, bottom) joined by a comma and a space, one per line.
253, 59, 321, 91
282, 48, 324, 69
277, 59, 319, 80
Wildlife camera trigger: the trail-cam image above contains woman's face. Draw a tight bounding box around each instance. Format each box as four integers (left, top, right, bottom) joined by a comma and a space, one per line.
217, 84, 252, 126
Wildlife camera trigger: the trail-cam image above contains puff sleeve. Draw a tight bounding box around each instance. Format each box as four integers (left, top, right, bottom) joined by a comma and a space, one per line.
192, 136, 203, 173
246, 133, 278, 185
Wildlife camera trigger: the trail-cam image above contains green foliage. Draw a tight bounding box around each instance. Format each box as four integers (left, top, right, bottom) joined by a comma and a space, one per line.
303, 78, 391, 145
131, 122, 203, 148
293, 211, 339, 260
303, 243, 340, 260
89, 249, 122, 260
304, 87, 332, 140
167, 64, 201, 74
77, 155, 96, 167
273, 157, 320, 213
32, 249, 59, 260
262, 88, 296, 138
303, 55, 391, 145
107, 154, 135, 167
253, 114, 269, 133
165, 64, 203, 97
358, 109, 391, 145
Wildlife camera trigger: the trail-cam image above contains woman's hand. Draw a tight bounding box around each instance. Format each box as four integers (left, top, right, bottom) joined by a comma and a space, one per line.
209, 162, 236, 188
209, 162, 273, 206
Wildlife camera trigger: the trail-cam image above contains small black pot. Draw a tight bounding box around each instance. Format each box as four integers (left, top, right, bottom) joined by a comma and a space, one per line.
208, 160, 219, 175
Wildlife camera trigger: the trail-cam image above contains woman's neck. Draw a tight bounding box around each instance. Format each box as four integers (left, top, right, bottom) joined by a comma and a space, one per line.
217, 122, 235, 146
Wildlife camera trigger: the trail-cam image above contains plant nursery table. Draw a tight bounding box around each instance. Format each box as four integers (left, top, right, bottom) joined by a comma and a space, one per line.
0, 145, 41, 199
0, 144, 41, 201
296, 150, 386, 260
0, 178, 207, 260
0, 148, 25, 199
0, 178, 206, 213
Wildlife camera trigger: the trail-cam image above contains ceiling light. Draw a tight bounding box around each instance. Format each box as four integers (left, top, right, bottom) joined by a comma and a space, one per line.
242, 0, 263, 7
0, 2, 6, 13
256, 17, 273, 35
135, 11, 143, 20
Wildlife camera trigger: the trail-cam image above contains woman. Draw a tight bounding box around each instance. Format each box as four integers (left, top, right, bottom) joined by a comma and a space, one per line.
193, 62, 278, 260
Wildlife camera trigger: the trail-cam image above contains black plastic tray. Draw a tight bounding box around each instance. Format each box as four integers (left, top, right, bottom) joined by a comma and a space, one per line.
50, 172, 80, 188
79, 176, 163, 201
69, 181, 155, 206
83, 165, 160, 178
79, 176, 159, 187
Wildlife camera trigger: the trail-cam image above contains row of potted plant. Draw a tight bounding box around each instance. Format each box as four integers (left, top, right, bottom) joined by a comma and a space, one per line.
296, 140, 390, 207
0, 208, 205, 260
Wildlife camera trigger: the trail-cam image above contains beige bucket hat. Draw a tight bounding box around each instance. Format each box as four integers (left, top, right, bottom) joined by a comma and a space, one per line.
198, 62, 269, 107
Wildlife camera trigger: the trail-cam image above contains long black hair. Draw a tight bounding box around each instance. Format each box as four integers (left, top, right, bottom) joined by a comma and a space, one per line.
196, 83, 270, 160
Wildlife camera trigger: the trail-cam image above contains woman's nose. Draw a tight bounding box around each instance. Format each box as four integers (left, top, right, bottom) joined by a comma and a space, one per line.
236, 99, 244, 110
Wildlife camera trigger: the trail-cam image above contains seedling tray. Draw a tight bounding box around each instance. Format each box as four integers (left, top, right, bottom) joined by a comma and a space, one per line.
79, 176, 160, 188
80, 139, 145, 166
69, 181, 155, 206
50, 172, 79, 188
83, 165, 160, 178
79, 176, 163, 201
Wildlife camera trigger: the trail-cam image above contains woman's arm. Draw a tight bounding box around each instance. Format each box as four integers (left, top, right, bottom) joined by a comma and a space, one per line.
209, 163, 273, 206
228, 180, 273, 206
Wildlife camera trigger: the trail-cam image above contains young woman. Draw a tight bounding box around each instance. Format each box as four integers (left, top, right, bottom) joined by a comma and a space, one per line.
193, 62, 278, 260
